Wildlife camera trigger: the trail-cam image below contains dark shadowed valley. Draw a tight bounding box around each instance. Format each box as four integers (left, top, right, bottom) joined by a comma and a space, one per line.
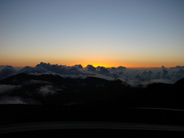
0, 73, 184, 127
0, 72, 184, 109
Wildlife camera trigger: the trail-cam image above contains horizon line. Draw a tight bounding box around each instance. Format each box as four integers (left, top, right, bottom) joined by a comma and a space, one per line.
1, 62, 184, 69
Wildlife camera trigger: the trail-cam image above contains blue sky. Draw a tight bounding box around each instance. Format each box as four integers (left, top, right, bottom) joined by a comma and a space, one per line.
0, 0, 184, 67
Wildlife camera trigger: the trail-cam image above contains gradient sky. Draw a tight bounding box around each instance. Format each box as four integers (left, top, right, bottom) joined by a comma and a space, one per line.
0, 0, 184, 68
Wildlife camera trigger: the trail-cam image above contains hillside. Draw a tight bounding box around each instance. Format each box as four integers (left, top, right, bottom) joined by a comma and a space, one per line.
0, 73, 184, 109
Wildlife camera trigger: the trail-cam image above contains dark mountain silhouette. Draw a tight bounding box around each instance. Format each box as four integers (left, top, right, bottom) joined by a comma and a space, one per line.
0, 73, 184, 109
174, 77, 184, 88
1, 73, 184, 128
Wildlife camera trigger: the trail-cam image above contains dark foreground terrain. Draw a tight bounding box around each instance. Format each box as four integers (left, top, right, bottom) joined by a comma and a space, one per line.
0, 73, 184, 108
0, 73, 184, 136
1, 105, 184, 137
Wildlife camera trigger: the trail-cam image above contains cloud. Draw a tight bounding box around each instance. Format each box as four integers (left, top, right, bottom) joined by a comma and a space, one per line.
75, 64, 83, 69
0, 62, 184, 86
0, 96, 26, 104
97, 66, 110, 74
0, 85, 21, 94
38, 85, 56, 97
141, 79, 172, 86
117, 66, 127, 70
109, 66, 127, 77
0, 63, 184, 105
36, 62, 67, 74
67, 66, 84, 75
174, 69, 184, 81
0, 66, 16, 80
86, 65, 96, 72
162, 69, 169, 79
35, 62, 84, 75
0, 96, 41, 104
22, 79, 51, 85
19, 66, 49, 74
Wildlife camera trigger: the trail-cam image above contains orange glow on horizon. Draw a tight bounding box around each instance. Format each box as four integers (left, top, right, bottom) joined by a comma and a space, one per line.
10, 63, 183, 69
0, 62, 182, 69
0, 59, 183, 68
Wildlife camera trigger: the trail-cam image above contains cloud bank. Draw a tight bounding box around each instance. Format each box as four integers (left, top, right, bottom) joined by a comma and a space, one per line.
0, 62, 184, 86
0, 85, 21, 94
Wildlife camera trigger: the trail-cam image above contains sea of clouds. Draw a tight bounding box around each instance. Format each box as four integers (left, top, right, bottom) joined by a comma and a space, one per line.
0, 62, 184, 86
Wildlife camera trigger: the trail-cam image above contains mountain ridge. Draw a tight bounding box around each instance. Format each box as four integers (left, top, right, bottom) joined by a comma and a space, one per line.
0, 73, 183, 109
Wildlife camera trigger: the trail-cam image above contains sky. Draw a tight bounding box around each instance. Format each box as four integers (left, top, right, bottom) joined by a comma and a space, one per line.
0, 0, 184, 68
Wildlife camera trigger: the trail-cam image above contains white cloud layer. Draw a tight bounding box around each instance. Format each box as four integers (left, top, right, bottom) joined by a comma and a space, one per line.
0, 62, 184, 86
